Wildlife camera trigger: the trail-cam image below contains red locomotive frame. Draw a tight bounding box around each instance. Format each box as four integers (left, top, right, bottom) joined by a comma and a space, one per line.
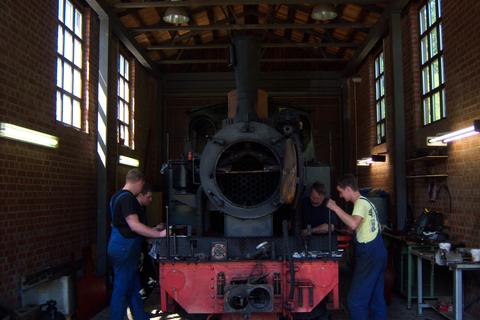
159, 260, 339, 319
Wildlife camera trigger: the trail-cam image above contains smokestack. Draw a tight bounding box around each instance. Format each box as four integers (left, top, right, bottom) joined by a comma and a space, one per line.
231, 36, 260, 123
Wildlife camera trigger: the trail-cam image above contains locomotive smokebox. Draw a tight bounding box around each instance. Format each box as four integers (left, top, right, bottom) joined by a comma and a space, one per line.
200, 37, 300, 237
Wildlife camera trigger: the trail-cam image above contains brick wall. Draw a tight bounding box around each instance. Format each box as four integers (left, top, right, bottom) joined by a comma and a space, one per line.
351, 1, 480, 316
0, 0, 99, 307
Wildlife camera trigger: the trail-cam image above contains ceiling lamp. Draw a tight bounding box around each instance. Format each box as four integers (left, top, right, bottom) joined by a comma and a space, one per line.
163, 4, 189, 25
311, 4, 338, 21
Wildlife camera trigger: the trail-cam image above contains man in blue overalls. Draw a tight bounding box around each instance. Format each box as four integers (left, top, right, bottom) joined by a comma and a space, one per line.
108, 169, 166, 320
327, 174, 387, 320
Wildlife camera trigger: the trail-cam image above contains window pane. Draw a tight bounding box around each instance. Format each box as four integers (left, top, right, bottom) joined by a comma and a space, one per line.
64, 31, 73, 62
381, 123, 385, 137
379, 53, 384, 74
74, 39, 82, 67
74, 9, 82, 38
65, 0, 74, 30
64, 63, 73, 93
374, 59, 379, 78
375, 80, 380, 100
58, 0, 64, 22
422, 67, 430, 94
439, 23, 443, 51
423, 98, 430, 125
63, 94, 72, 124
430, 27, 438, 57
125, 60, 129, 80
117, 102, 122, 121
429, 0, 437, 25
431, 59, 440, 89
438, 0, 442, 17
377, 125, 381, 144
124, 104, 129, 124
381, 99, 386, 120
73, 69, 82, 98
124, 81, 129, 102
432, 92, 441, 121
124, 127, 129, 146
376, 102, 381, 122
442, 89, 446, 117
380, 75, 384, 97
119, 78, 124, 99
57, 58, 63, 88
56, 91, 62, 121
420, 5, 427, 34
73, 99, 81, 128
421, 36, 429, 64
57, 26, 64, 54
119, 55, 124, 75
440, 56, 445, 84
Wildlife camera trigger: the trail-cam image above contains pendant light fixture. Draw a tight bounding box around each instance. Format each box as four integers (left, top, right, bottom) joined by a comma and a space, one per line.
311, 4, 338, 21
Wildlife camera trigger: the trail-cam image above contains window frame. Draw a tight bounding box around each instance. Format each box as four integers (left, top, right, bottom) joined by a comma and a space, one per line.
56, 0, 85, 130
419, 0, 445, 126
374, 51, 386, 145
117, 53, 134, 149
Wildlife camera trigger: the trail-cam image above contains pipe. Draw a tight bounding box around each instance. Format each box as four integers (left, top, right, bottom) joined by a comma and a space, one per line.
231, 36, 260, 123
196, 186, 204, 236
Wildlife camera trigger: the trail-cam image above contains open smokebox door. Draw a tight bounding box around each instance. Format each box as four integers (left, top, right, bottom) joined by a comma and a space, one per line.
280, 138, 297, 204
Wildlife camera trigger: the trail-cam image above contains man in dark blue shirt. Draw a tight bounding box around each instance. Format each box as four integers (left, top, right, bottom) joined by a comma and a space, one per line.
299, 182, 336, 236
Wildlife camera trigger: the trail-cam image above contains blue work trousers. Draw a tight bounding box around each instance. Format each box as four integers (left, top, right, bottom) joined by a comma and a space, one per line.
348, 233, 387, 320
108, 228, 149, 320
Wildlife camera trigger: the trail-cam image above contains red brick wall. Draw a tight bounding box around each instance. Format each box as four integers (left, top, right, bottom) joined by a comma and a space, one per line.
351, 1, 480, 316
346, 42, 395, 225
0, 0, 99, 307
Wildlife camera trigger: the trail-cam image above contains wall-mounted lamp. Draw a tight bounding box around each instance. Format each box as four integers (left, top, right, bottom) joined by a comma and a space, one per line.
357, 154, 386, 167
0, 122, 59, 148
119, 155, 140, 167
427, 120, 480, 146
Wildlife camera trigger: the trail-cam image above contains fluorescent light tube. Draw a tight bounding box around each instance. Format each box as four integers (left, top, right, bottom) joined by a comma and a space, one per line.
428, 120, 479, 144
357, 157, 372, 166
0, 122, 58, 148
119, 155, 140, 167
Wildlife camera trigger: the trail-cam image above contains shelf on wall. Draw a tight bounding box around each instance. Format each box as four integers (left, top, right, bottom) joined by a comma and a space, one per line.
406, 155, 448, 162
406, 174, 448, 179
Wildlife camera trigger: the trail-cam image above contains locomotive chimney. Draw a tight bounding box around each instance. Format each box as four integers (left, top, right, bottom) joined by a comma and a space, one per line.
231, 36, 260, 123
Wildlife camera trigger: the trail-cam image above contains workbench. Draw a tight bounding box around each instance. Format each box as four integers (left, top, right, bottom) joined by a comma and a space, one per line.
412, 249, 480, 320
383, 231, 436, 308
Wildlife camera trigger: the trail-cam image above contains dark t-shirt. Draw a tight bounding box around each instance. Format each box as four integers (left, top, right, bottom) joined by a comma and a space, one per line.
110, 190, 143, 238
300, 197, 337, 229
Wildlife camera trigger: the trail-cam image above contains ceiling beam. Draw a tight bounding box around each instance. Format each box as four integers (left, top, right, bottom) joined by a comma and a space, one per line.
147, 42, 359, 50
157, 57, 348, 64
115, 1, 387, 9
86, 0, 157, 72
342, 0, 410, 76
129, 22, 370, 32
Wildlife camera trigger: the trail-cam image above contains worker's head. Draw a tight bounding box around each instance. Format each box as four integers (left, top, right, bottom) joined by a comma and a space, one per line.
309, 182, 326, 206
125, 169, 145, 195
336, 174, 359, 202
137, 183, 153, 207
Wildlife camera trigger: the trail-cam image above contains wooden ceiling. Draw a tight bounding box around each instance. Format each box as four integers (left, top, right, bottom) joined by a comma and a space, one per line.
107, 1, 391, 73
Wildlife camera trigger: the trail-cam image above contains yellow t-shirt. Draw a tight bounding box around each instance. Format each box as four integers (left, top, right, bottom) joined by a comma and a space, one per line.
352, 196, 379, 243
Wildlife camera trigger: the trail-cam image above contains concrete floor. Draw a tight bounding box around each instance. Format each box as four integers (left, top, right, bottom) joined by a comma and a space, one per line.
92, 289, 450, 320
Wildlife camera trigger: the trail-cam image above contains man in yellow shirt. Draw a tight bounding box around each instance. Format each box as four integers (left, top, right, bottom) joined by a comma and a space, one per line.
327, 174, 387, 320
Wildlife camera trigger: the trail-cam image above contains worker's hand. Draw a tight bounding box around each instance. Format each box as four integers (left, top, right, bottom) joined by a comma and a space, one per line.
326, 199, 338, 211
158, 229, 167, 237
154, 223, 165, 230
301, 229, 311, 237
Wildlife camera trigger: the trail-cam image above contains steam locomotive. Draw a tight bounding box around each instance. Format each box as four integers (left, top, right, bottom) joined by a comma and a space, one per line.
151, 37, 341, 320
